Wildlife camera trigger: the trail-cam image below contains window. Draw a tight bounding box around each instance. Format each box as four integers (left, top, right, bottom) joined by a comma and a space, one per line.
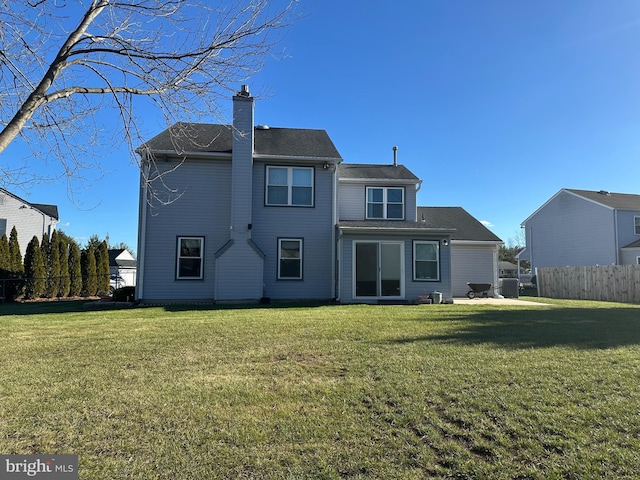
413, 241, 440, 281
635, 216, 640, 235
0, 218, 6, 237
278, 238, 302, 279
266, 166, 314, 206
366, 187, 404, 219
176, 237, 204, 279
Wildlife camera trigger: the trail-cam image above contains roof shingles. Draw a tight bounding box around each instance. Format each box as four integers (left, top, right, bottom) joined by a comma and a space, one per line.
338, 163, 418, 181
141, 122, 342, 160
417, 207, 502, 242
567, 189, 640, 210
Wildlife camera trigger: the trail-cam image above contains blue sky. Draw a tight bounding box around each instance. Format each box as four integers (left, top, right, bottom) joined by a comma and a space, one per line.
5, 0, 640, 253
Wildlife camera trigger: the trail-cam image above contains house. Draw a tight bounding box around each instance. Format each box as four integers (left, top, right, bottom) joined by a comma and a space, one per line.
519, 188, 640, 273
108, 249, 137, 290
417, 207, 502, 297
136, 86, 499, 303
0, 188, 59, 256
498, 261, 518, 278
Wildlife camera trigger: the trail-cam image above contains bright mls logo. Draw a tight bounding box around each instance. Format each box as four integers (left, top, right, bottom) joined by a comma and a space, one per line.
0, 455, 77, 479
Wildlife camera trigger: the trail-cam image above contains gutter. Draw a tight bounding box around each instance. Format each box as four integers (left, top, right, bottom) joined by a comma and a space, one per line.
338, 226, 456, 236
451, 240, 503, 246
339, 178, 418, 185
614, 210, 620, 264
254, 154, 343, 163
143, 150, 343, 164
143, 150, 232, 160
136, 154, 149, 300
331, 159, 339, 301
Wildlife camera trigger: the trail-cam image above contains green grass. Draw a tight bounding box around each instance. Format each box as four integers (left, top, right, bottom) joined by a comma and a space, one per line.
1, 299, 640, 479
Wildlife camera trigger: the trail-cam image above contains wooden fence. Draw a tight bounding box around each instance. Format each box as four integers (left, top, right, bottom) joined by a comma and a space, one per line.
537, 265, 640, 303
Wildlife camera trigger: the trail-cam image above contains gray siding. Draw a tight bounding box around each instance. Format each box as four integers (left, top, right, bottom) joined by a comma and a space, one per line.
338, 181, 418, 221
139, 158, 231, 301
525, 190, 616, 270
405, 189, 417, 222
0, 192, 57, 256
620, 247, 640, 265
252, 162, 334, 299
616, 210, 640, 252
338, 234, 451, 303
338, 183, 364, 220
215, 240, 264, 300
230, 95, 254, 233
214, 93, 264, 300
451, 243, 497, 297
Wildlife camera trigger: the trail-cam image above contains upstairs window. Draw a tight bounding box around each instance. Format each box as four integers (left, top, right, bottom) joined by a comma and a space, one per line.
266, 166, 314, 206
0, 218, 6, 237
635, 216, 640, 235
176, 236, 204, 280
366, 187, 404, 220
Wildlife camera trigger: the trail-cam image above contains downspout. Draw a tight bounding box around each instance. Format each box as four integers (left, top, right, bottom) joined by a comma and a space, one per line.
526, 225, 540, 297
614, 210, 619, 264
332, 159, 340, 301
526, 225, 533, 273
136, 154, 149, 300
493, 244, 501, 298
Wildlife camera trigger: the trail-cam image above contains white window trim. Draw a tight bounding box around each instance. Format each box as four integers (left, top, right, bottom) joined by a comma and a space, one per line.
278, 238, 303, 280
266, 166, 314, 207
365, 186, 405, 220
413, 240, 440, 282
635, 216, 640, 235
176, 236, 204, 280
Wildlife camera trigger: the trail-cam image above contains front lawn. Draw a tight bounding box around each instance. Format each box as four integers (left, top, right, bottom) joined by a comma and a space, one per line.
1, 299, 639, 478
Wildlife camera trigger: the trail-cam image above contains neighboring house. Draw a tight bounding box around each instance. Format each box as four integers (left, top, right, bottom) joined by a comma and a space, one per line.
519, 188, 640, 273
498, 261, 518, 278
136, 86, 500, 303
108, 249, 137, 290
0, 188, 59, 256
417, 207, 502, 297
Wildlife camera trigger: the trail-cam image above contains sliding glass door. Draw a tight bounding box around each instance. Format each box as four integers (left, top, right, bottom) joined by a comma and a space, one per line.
354, 241, 403, 298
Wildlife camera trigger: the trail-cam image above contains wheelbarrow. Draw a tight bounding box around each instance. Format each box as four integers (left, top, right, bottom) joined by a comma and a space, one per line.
466, 282, 492, 299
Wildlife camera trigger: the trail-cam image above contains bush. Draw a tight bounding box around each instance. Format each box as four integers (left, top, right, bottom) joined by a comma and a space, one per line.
113, 286, 135, 302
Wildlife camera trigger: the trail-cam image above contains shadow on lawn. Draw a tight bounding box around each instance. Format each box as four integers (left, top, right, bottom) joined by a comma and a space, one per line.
0, 299, 337, 316
160, 300, 336, 312
393, 307, 640, 349
0, 300, 94, 316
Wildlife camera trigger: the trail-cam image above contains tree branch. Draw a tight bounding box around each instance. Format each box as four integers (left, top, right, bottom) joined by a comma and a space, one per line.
0, 0, 298, 203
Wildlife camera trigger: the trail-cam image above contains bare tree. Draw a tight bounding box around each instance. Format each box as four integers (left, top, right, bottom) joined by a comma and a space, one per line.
0, 0, 296, 198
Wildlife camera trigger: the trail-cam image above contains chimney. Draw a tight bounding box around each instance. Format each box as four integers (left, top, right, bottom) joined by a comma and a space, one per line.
231, 85, 255, 239
392, 146, 398, 166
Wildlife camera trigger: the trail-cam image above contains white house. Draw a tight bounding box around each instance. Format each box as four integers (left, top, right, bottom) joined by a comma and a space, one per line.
0, 188, 59, 256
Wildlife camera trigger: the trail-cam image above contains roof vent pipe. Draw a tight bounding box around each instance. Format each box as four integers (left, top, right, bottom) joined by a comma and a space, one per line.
392, 146, 398, 166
